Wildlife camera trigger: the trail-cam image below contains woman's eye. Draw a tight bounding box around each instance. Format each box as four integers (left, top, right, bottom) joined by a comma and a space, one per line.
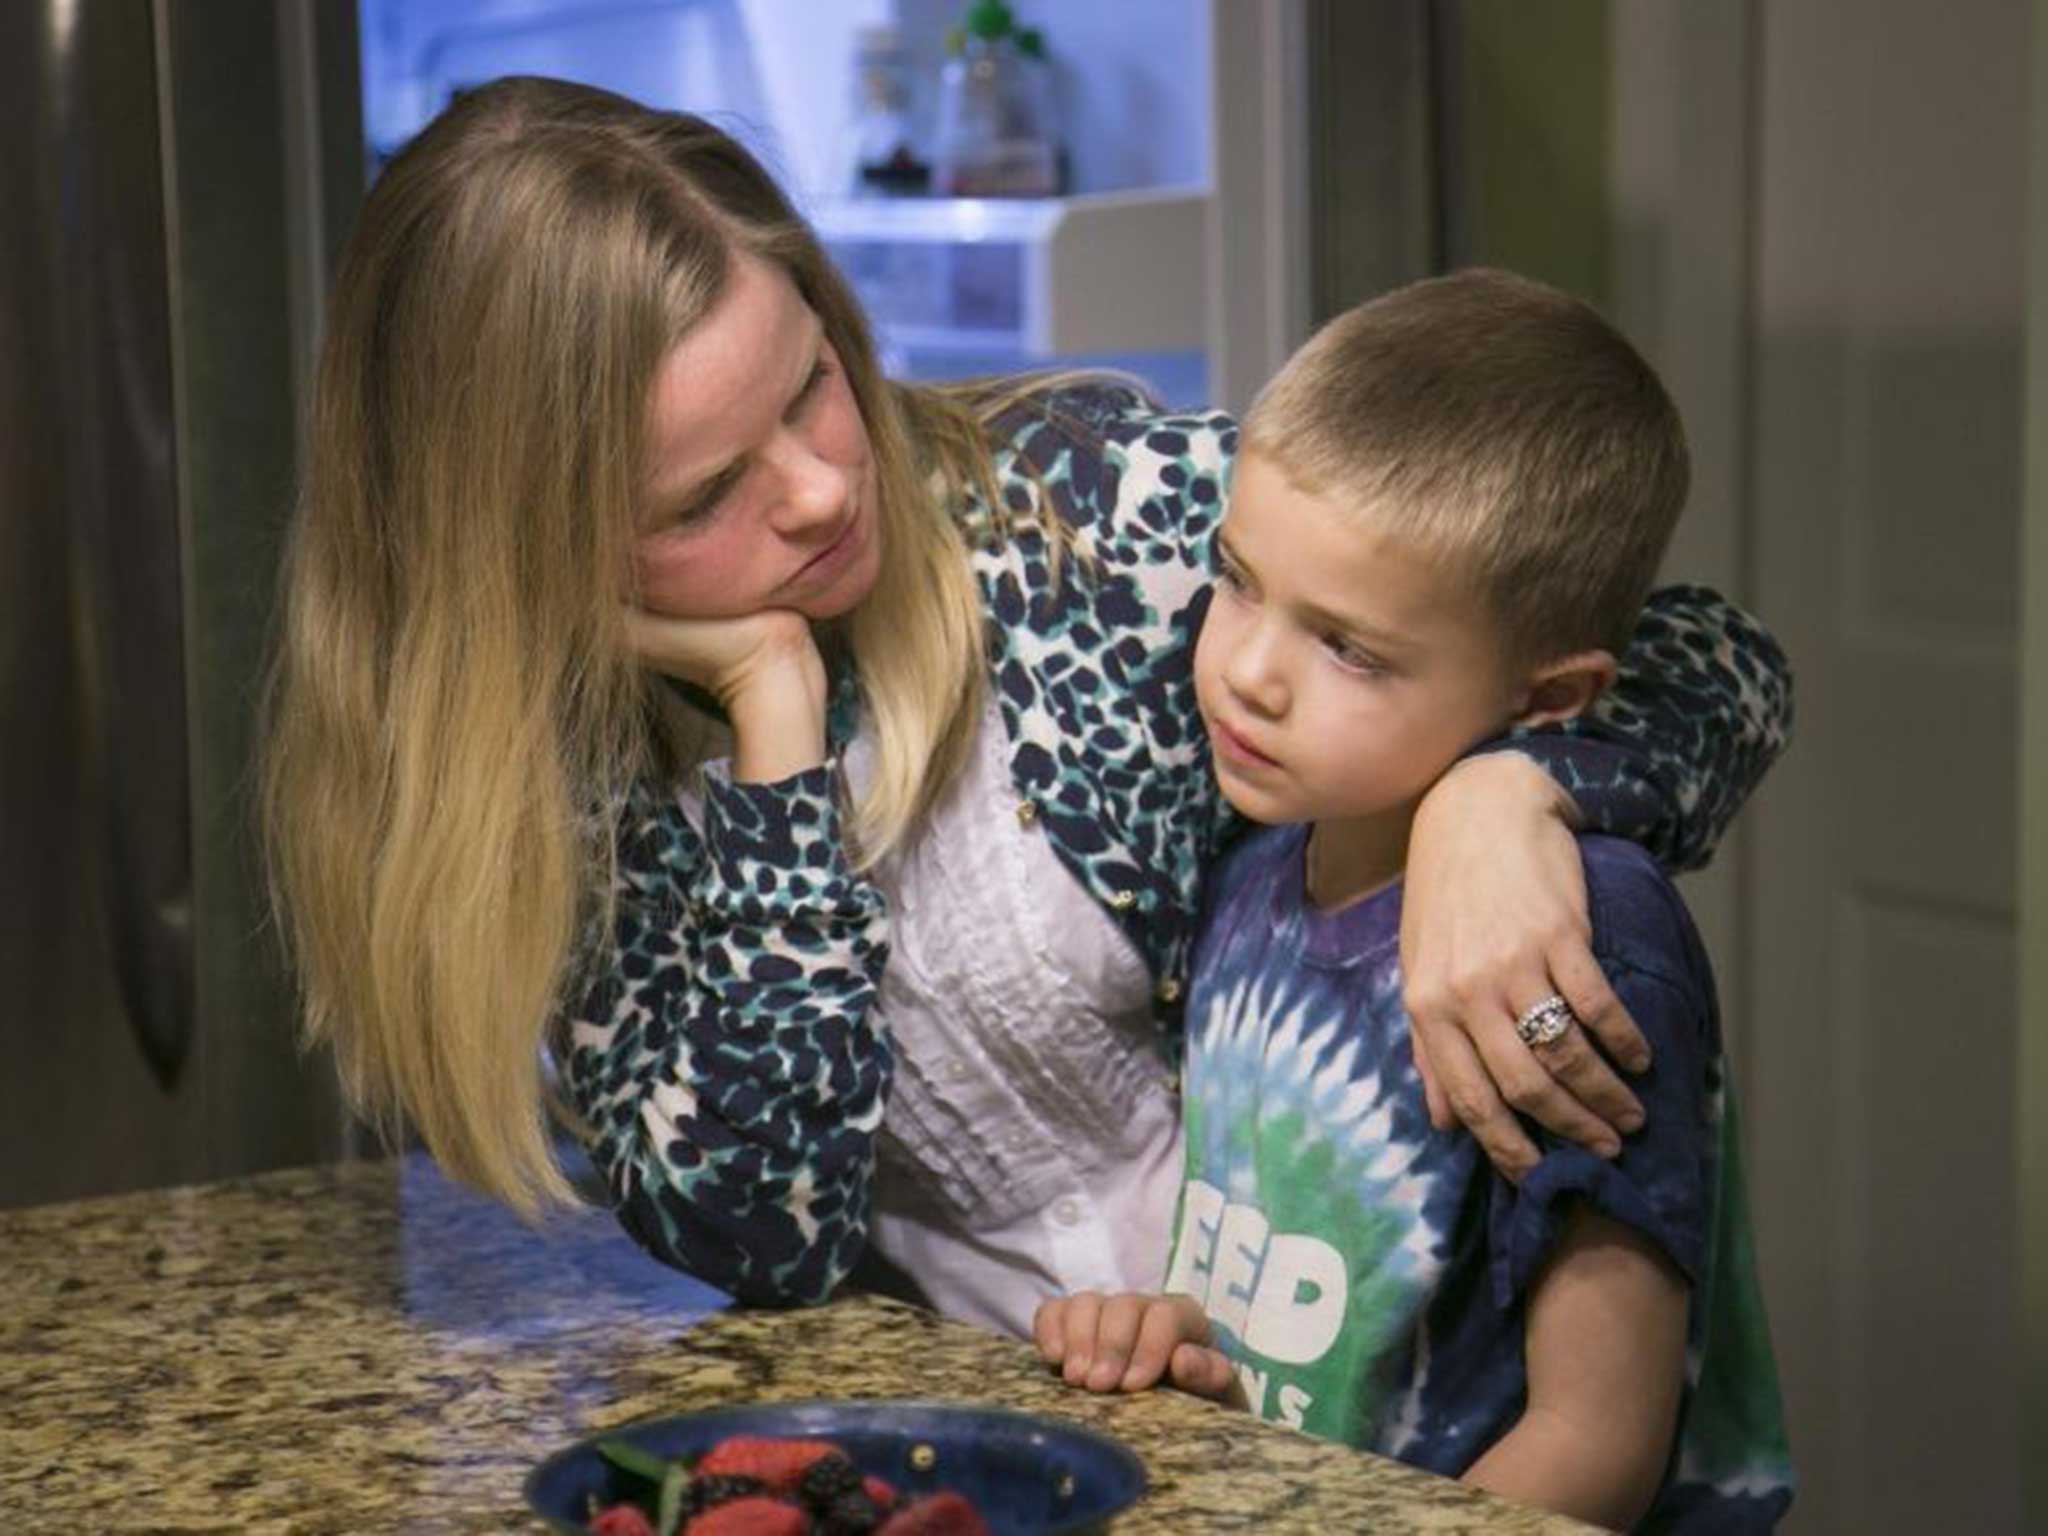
1213, 553, 1250, 596
663, 465, 744, 531
790, 357, 832, 417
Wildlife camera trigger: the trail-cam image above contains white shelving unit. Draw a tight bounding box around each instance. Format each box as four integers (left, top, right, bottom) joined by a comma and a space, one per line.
810, 187, 1208, 360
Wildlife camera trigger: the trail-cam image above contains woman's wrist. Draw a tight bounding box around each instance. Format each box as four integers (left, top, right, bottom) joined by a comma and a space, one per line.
724, 642, 829, 783
1423, 749, 1580, 833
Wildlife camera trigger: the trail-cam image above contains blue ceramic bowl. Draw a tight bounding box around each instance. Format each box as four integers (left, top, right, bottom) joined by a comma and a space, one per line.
524, 1398, 1148, 1534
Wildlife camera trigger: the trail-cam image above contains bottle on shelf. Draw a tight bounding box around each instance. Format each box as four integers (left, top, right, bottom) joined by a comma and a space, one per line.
931, 0, 1060, 199
845, 23, 930, 196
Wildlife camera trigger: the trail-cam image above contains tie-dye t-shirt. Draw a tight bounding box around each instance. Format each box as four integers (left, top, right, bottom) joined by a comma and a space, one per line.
1166, 825, 1794, 1532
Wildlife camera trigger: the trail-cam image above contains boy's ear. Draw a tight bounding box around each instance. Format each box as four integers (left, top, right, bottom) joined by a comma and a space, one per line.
1511, 649, 1619, 730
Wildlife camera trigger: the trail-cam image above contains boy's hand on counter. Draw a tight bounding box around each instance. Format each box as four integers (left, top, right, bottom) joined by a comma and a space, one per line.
1032, 1292, 1243, 1407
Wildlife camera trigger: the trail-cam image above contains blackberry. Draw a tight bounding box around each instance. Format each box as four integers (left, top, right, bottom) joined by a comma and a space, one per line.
814, 1489, 881, 1536
797, 1454, 864, 1509
687, 1473, 766, 1515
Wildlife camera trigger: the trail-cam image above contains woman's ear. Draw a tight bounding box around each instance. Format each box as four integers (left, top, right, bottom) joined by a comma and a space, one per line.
1511, 649, 1619, 730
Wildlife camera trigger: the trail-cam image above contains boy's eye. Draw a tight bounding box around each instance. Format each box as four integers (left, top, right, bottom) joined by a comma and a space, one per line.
1323, 634, 1389, 676
1212, 549, 1252, 596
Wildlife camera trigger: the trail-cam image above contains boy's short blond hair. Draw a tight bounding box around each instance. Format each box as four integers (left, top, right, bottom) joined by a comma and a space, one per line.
1244, 267, 1689, 660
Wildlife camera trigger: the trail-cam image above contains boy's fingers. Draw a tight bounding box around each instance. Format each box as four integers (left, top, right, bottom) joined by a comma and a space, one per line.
1413, 1014, 1541, 1180
1550, 945, 1652, 1075
1121, 1298, 1203, 1391
1032, 1299, 1068, 1364
1168, 1343, 1243, 1405
1058, 1292, 1104, 1385
1085, 1295, 1148, 1392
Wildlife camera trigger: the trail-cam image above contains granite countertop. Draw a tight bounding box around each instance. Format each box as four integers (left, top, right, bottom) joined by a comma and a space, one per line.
0, 1158, 1595, 1533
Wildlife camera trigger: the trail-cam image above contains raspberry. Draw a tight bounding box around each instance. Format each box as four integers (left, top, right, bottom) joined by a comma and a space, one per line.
588, 1505, 657, 1536
861, 1478, 897, 1513
874, 1492, 991, 1536
682, 1494, 812, 1536
696, 1435, 847, 1492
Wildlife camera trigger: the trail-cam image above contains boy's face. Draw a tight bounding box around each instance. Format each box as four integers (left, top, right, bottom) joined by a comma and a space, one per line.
1194, 450, 1527, 830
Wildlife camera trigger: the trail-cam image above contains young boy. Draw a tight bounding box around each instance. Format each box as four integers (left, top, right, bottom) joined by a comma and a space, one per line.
1033, 270, 1794, 1532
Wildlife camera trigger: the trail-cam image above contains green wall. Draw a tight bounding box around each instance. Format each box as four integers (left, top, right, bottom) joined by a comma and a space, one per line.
1458, 0, 1612, 307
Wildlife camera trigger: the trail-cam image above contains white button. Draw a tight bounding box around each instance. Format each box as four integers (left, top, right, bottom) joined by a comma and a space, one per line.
1052, 1197, 1082, 1226
939, 1057, 971, 1084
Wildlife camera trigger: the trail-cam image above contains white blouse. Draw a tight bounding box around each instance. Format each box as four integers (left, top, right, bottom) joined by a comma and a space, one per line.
842, 698, 1186, 1338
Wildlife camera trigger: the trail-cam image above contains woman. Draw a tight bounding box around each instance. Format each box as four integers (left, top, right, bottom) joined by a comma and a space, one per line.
263, 78, 1789, 1337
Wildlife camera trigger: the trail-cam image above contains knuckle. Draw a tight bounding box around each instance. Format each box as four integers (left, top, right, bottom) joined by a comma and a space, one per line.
1444, 1087, 1495, 1127
1402, 980, 1449, 1019
1502, 1077, 1550, 1113
1499, 1145, 1540, 1179
1447, 966, 1495, 1005
1538, 1034, 1591, 1073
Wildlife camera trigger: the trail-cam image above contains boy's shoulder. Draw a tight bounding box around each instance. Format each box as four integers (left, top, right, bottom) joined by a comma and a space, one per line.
1200, 821, 1304, 926
1577, 833, 1713, 1003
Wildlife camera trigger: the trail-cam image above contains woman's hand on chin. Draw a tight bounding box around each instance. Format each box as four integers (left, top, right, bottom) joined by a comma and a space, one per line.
625, 606, 829, 782
1399, 751, 1652, 1180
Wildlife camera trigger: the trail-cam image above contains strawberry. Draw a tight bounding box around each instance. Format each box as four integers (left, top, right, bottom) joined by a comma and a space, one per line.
696, 1436, 847, 1493
682, 1494, 812, 1536
874, 1492, 991, 1536
861, 1477, 897, 1512
588, 1504, 658, 1536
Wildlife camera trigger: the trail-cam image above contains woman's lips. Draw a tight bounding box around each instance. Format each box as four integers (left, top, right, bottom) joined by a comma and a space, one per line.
787, 501, 865, 589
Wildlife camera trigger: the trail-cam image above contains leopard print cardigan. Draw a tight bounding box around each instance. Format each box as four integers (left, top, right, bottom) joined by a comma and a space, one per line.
562, 387, 1793, 1307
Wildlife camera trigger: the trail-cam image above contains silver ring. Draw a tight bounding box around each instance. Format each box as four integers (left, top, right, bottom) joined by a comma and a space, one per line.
1515, 994, 1578, 1048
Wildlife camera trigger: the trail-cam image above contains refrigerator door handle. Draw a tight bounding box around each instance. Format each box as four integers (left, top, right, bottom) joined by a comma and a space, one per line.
104, 808, 195, 1090
54, 0, 200, 1090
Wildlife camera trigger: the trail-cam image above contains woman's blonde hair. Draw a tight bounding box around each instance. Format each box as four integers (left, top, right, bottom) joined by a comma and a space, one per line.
263, 77, 1029, 1214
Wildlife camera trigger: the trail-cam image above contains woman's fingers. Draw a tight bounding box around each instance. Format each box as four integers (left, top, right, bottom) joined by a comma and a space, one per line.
1549, 941, 1652, 1075
1408, 1010, 1541, 1177
1410, 1025, 1450, 1129
1513, 977, 1646, 1138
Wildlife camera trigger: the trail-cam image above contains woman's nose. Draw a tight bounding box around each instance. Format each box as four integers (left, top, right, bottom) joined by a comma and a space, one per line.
762, 428, 848, 532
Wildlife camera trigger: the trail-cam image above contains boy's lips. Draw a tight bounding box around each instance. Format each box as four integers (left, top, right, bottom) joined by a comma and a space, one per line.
1210, 715, 1281, 771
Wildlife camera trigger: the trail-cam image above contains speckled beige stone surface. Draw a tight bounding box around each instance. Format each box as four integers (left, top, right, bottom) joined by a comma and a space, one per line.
0, 1158, 1594, 1533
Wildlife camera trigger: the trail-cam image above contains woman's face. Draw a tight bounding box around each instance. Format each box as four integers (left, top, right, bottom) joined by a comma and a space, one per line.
633, 256, 882, 621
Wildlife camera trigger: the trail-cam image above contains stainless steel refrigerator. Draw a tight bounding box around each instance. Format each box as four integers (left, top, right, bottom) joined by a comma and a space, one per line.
1, 1, 363, 1207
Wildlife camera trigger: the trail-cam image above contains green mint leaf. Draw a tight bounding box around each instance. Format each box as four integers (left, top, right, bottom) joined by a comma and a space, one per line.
655, 1462, 690, 1536
595, 1439, 674, 1486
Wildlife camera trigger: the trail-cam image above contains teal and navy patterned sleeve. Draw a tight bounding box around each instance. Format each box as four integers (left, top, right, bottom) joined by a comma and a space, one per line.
561, 759, 891, 1306
1493, 584, 1793, 872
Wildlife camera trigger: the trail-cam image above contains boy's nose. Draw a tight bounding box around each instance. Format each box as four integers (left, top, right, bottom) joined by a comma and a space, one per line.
1224, 626, 1290, 718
